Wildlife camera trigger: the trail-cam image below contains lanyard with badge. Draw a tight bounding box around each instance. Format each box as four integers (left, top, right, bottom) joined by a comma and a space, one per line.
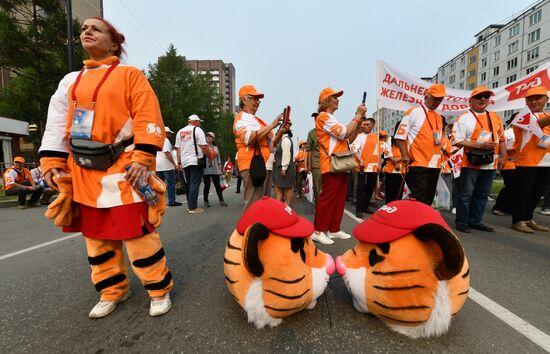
70, 63, 119, 139
470, 109, 494, 144
420, 104, 442, 145
533, 112, 550, 149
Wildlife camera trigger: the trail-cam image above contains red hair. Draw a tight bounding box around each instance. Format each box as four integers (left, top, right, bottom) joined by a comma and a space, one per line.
90, 17, 126, 58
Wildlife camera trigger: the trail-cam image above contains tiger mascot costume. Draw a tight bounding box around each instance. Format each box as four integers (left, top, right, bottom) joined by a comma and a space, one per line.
336, 199, 470, 338
224, 197, 335, 328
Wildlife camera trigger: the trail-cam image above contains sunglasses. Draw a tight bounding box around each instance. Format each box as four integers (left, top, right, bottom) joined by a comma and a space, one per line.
473, 93, 491, 100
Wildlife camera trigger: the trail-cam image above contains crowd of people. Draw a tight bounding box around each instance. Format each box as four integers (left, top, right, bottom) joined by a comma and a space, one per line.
1, 15, 548, 322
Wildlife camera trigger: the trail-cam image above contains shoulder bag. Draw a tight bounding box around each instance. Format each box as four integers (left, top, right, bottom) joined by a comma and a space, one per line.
320, 139, 358, 173
193, 127, 207, 169
249, 142, 267, 186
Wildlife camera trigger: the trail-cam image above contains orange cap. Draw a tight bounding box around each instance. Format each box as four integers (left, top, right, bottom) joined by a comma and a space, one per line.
524, 85, 548, 98
379, 130, 388, 136
470, 86, 494, 98
425, 84, 446, 98
14, 156, 25, 163
318, 87, 344, 103
239, 85, 264, 99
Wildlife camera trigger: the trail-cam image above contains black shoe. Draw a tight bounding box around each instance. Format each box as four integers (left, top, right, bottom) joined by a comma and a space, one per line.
455, 223, 471, 233
168, 202, 182, 207
363, 208, 374, 214
355, 211, 363, 218
204, 201, 210, 208
235, 190, 240, 194
470, 223, 495, 232
220, 201, 228, 207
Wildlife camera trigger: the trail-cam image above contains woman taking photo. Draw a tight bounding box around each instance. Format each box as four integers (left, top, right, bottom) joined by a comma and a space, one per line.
202, 132, 227, 207
39, 17, 173, 319
312, 87, 366, 245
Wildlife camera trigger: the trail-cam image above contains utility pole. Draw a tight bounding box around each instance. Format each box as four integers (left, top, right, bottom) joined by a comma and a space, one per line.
65, 0, 75, 72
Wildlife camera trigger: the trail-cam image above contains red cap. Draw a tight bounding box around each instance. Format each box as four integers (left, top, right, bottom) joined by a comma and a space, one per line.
353, 199, 450, 243
236, 197, 314, 238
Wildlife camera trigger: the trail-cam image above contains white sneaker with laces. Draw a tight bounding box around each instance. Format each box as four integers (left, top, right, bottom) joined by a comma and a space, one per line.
451, 207, 456, 215
539, 208, 550, 216
89, 290, 131, 319
311, 232, 334, 245
149, 293, 172, 317
328, 230, 352, 239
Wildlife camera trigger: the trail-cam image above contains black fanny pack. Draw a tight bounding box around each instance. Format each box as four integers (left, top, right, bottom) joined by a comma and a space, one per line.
70, 137, 134, 170
466, 149, 494, 166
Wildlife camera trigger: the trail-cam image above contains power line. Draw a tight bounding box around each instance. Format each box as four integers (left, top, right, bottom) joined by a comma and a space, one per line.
401, 0, 478, 31
117, 0, 166, 51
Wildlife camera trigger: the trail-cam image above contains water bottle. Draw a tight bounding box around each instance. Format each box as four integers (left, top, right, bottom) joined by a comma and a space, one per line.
125, 166, 160, 206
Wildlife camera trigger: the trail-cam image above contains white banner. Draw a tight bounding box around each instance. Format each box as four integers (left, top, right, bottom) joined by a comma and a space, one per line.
377, 61, 550, 115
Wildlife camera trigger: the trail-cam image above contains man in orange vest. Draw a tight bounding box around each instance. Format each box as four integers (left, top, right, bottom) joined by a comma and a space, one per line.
3, 156, 44, 209
294, 140, 307, 198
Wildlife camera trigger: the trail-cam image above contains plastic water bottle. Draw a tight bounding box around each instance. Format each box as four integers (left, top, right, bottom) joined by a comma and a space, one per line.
125, 166, 159, 206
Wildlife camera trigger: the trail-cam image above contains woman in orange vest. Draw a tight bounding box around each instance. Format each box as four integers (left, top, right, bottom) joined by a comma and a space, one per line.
39, 17, 173, 318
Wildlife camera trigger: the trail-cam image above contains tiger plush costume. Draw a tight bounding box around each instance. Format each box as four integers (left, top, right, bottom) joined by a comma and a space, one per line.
224, 197, 334, 328
336, 200, 470, 338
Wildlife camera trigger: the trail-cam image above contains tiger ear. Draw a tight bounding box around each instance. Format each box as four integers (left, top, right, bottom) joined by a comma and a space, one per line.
243, 223, 270, 277
413, 223, 465, 280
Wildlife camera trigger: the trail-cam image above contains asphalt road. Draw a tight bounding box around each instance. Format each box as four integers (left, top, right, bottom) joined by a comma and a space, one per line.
1, 184, 549, 353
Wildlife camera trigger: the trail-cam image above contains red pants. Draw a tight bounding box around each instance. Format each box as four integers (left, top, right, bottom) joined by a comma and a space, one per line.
314, 172, 349, 233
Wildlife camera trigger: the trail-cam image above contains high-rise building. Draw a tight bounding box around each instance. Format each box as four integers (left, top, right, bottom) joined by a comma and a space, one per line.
186, 59, 236, 114
435, 0, 550, 119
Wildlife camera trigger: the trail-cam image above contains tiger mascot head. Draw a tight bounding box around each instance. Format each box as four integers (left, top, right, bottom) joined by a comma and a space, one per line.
336, 199, 470, 338
224, 197, 335, 329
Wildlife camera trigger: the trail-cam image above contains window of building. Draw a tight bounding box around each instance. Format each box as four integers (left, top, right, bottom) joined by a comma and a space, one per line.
526, 66, 538, 75
480, 72, 487, 82
481, 58, 487, 68
450, 62, 456, 72
527, 47, 539, 61
506, 74, 517, 84
494, 50, 500, 62
492, 81, 499, 89
469, 55, 477, 63
459, 83, 464, 89
528, 29, 540, 44
494, 34, 501, 47
481, 43, 488, 54
460, 70, 465, 79
508, 23, 519, 38
493, 66, 499, 76
507, 57, 518, 70
469, 69, 476, 77
441, 80, 445, 85
508, 41, 518, 54
529, 9, 541, 26
468, 83, 475, 90
439, 68, 445, 77
449, 75, 456, 84
460, 56, 466, 66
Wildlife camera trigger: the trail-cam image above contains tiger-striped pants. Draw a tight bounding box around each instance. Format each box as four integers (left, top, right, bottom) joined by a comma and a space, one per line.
85, 232, 173, 301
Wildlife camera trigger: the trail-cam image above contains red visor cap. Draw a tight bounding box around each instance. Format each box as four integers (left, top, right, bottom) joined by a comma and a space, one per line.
236, 197, 314, 238
353, 199, 451, 243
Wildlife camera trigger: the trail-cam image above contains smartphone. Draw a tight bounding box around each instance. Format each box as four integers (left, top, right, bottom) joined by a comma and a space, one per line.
362, 91, 367, 104
283, 105, 291, 124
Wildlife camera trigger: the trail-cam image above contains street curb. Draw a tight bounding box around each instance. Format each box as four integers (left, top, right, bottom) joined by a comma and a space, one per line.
0, 200, 18, 208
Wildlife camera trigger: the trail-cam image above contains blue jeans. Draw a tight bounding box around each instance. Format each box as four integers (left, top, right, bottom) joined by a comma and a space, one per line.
156, 170, 176, 205
184, 165, 203, 209
456, 168, 495, 226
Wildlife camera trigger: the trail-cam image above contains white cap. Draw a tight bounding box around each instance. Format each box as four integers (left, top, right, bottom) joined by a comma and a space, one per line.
206, 132, 215, 139
165, 126, 174, 133
188, 114, 203, 122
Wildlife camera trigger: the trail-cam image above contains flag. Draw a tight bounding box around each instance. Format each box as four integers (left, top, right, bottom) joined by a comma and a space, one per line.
448, 148, 464, 178
511, 107, 544, 138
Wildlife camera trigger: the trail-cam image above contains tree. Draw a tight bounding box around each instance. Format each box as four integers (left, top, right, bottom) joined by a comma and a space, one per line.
146, 44, 234, 158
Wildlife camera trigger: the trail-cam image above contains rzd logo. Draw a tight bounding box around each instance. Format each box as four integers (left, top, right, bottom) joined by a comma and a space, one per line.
379, 205, 397, 214
505, 70, 550, 101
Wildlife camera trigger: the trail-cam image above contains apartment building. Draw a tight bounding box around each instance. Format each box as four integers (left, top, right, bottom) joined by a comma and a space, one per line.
186, 60, 236, 114
436, 0, 550, 119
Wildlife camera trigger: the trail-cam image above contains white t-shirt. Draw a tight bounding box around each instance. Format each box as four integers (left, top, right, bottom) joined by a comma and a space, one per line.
174, 125, 207, 168
155, 138, 175, 172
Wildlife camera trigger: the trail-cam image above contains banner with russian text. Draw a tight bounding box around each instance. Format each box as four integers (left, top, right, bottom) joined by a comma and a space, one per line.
377, 60, 550, 115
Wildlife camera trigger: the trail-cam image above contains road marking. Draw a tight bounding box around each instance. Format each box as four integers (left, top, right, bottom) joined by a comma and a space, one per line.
343, 207, 550, 352
0, 233, 82, 261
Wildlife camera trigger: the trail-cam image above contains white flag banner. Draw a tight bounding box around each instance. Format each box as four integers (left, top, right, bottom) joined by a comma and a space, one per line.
511, 106, 545, 138
448, 148, 464, 178
377, 61, 550, 115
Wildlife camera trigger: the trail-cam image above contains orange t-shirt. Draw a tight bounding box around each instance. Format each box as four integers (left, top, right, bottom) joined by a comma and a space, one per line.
233, 111, 273, 171
3, 167, 32, 190
514, 112, 550, 167
316, 112, 350, 175
360, 134, 380, 173
394, 105, 444, 168
383, 146, 406, 174
294, 149, 306, 172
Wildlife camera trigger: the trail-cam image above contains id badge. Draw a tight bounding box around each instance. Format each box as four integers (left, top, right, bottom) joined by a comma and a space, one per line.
477, 130, 492, 143
537, 135, 550, 149
71, 108, 94, 139
433, 131, 442, 146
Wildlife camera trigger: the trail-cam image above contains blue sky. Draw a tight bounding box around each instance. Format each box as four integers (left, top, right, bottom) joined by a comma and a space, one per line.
103, 0, 537, 141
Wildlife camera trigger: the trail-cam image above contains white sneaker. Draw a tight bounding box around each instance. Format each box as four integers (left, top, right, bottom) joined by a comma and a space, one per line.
539, 208, 550, 216
328, 230, 352, 239
149, 293, 172, 317
311, 232, 334, 245
452, 207, 456, 215
89, 290, 131, 319
188, 208, 205, 214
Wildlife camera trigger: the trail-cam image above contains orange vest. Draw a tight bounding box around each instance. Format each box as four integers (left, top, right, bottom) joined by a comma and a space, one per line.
233, 111, 272, 171
514, 112, 550, 167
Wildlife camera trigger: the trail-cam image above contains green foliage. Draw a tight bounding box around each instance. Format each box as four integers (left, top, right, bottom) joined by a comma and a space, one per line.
145, 44, 236, 159
0, 0, 85, 137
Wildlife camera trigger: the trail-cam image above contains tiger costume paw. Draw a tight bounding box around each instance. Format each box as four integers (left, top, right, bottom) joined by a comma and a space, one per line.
45, 175, 77, 227
147, 174, 166, 228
